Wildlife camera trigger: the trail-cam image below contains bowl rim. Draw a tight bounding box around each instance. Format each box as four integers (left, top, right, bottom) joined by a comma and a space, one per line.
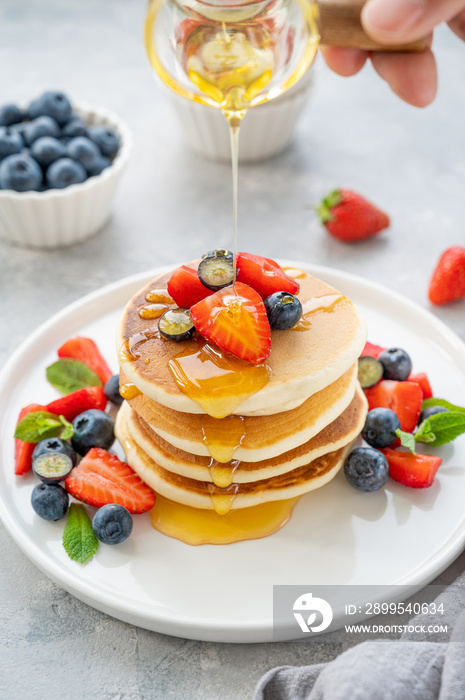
0, 100, 132, 200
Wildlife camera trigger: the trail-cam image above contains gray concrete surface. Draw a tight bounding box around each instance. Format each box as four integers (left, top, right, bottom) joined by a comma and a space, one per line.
1, 1, 465, 698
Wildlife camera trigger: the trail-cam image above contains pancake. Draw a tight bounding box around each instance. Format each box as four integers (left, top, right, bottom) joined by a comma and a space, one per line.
123, 363, 358, 462
121, 384, 367, 484
117, 265, 367, 416
115, 404, 353, 510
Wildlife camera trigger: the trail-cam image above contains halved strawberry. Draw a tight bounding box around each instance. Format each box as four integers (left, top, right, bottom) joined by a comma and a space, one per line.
15, 403, 46, 475
364, 380, 422, 433
236, 252, 300, 300
46, 386, 107, 422
407, 372, 433, 400
361, 341, 386, 359
190, 282, 271, 364
57, 337, 112, 384
167, 265, 213, 308
65, 447, 156, 513
382, 448, 442, 488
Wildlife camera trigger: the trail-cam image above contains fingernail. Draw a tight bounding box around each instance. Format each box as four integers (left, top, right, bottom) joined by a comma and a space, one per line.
363, 0, 424, 35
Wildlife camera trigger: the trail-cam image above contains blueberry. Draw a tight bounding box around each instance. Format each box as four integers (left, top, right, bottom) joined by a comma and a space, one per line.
104, 375, 123, 406
32, 437, 77, 467
28, 91, 72, 125
202, 248, 234, 263
344, 447, 389, 492
66, 136, 102, 172
23, 116, 60, 146
61, 116, 88, 139
88, 125, 119, 158
264, 291, 302, 330
419, 405, 449, 424
45, 157, 86, 189
198, 254, 235, 290
0, 153, 42, 191
32, 453, 74, 484
378, 348, 412, 381
92, 504, 133, 545
31, 483, 69, 520
86, 156, 111, 177
158, 308, 195, 342
30, 136, 66, 168
71, 409, 115, 456
362, 408, 401, 448
0, 126, 24, 160
0, 104, 23, 127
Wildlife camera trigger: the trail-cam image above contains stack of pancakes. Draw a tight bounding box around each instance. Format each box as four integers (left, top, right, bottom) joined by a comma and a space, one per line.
115, 266, 368, 521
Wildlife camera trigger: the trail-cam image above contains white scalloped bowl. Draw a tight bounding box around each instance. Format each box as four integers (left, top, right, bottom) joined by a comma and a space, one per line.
0, 102, 132, 249
163, 61, 319, 163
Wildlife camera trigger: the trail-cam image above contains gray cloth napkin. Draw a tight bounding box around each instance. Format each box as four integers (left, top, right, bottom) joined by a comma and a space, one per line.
254, 571, 465, 700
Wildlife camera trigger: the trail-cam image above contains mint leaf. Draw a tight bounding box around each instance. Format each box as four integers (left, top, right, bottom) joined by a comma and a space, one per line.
421, 398, 465, 415
413, 418, 436, 444
46, 359, 102, 394
396, 429, 417, 455
416, 412, 465, 447
14, 411, 63, 443
63, 504, 99, 564
59, 416, 74, 441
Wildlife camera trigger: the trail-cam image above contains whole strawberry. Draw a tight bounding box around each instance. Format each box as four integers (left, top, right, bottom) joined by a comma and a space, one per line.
428, 246, 465, 305
317, 189, 390, 241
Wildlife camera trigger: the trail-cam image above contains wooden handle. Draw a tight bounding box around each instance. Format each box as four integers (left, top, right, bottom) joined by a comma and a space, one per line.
317, 0, 426, 52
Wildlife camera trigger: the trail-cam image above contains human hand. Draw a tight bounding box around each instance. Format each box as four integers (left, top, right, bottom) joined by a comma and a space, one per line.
320, 0, 465, 107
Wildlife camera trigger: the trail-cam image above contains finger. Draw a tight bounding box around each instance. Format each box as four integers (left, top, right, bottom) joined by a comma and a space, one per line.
448, 7, 465, 39
362, 0, 465, 44
370, 47, 438, 107
319, 46, 369, 76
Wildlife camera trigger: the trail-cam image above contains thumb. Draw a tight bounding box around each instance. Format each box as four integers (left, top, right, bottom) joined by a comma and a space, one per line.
362, 0, 465, 43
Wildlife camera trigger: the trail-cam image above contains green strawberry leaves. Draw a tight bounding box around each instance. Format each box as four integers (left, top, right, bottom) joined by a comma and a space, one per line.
316, 189, 343, 224
63, 504, 99, 564
396, 399, 465, 455
46, 359, 102, 395
14, 412, 74, 443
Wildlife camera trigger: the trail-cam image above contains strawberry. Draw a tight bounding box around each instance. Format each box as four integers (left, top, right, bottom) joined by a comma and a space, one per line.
65, 447, 156, 513
361, 341, 386, 359
364, 380, 422, 433
190, 282, 272, 364
236, 252, 300, 299
15, 403, 46, 475
46, 386, 107, 422
428, 246, 465, 306
382, 449, 442, 488
317, 189, 390, 242
167, 265, 213, 308
407, 372, 433, 400
57, 337, 113, 384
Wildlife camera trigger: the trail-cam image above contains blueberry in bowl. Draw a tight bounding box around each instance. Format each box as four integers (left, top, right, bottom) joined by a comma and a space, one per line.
0, 91, 132, 248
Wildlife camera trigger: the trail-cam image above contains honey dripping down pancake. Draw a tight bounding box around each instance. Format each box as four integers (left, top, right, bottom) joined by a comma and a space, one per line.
115, 262, 368, 544
117, 264, 367, 417
121, 363, 359, 463
121, 385, 367, 486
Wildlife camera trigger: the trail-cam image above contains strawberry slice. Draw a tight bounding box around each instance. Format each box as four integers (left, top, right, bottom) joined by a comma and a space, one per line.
46, 386, 107, 422
382, 449, 442, 488
167, 265, 214, 308
57, 337, 112, 384
15, 403, 46, 475
190, 282, 271, 364
65, 447, 156, 513
364, 380, 422, 433
407, 372, 433, 400
236, 252, 300, 300
361, 341, 386, 359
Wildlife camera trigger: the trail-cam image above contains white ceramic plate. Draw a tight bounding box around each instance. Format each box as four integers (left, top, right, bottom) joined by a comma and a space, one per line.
1, 263, 465, 643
